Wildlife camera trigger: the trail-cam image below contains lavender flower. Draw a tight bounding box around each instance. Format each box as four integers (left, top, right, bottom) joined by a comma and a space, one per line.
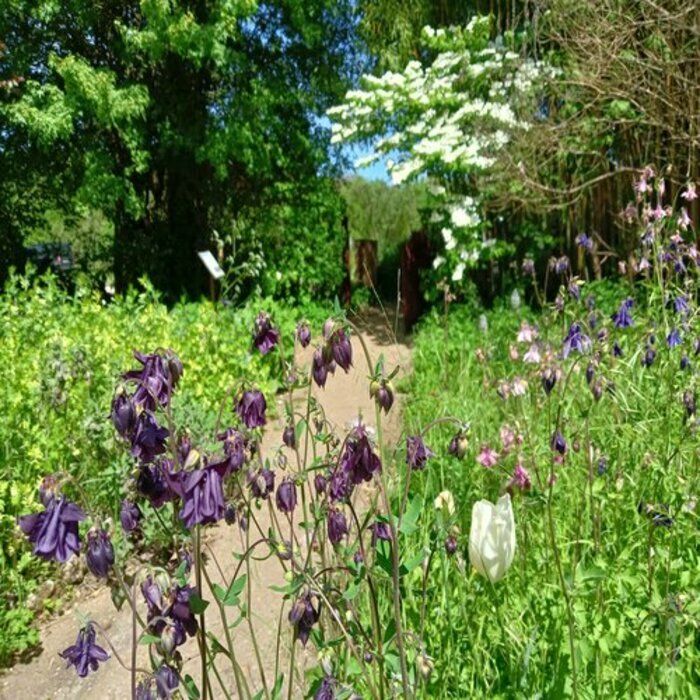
314, 472, 328, 496
406, 435, 433, 471
120, 499, 141, 533
155, 665, 180, 698
612, 298, 634, 328
276, 477, 297, 514
330, 425, 382, 502
111, 392, 136, 437
575, 233, 593, 250
19, 496, 85, 562
85, 528, 115, 578
674, 295, 689, 315
237, 390, 267, 429
252, 312, 280, 355
371, 379, 394, 414
667, 328, 682, 348
541, 367, 559, 395
562, 323, 591, 358
314, 676, 337, 700
641, 346, 656, 367
296, 322, 311, 348
444, 535, 458, 556
371, 520, 393, 544
327, 509, 348, 545
59, 623, 109, 678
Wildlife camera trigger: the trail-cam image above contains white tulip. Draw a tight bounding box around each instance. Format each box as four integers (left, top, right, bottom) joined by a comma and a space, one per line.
468, 494, 516, 583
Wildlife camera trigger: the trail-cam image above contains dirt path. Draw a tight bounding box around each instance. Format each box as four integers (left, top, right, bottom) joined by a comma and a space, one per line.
0, 309, 411, 699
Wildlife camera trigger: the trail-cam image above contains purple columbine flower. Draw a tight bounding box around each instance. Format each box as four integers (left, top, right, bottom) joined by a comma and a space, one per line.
327, 509, 348, 545
315, 676, 337, 700
552, 255, 570, 275
276, 477, 297, 514
131, 412, 169, 463
568, 281, 581, 301
612, 298, 634, 328
252, 312, 280, 355
237, 390, 267, 429
137, 461, 175, 508
170, 464, 227, 529
314, 472, 328, 496
585, 363, 595, 384
667, 328, 682, 348
248, 467, 275, 499
674, 295, 689, 315
511, 463, 531, 490
406, 435, 433, 471
551, 431, 567, 455
575, 233, 593, 250
681, 355, 690, 370
541, 367, 559, 395
296, 322, 311, 348
211, 428, 246, 474
120, 499, 141, 533
330, 425, 382, 502
123, 351, 180, 410
312, 348, 329, 388
85, 528, 115, 578
282, 425, 296, 449
329, 328, 352, 372
444, 535, 458, 555
289, 591, 320, 646
641, 346, 656, 367
613, 341, 623, 357
372, 380, 394, 414
371, 520, 393, 544
111, 392, 136, 437
155, 665, 180, 698
562, 323, 591, 358
19, 495, 85, 562
59, 623, 109, 678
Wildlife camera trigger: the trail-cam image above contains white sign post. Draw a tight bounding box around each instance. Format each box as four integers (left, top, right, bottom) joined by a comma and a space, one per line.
198, 250, 224, 303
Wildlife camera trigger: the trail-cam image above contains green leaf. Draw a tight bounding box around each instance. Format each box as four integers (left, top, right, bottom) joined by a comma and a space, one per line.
183, 674, 200, 699
214, 574, 247, 606
139, 633, 161, 645
189, 593, 210, 615
399, 494, 423, 535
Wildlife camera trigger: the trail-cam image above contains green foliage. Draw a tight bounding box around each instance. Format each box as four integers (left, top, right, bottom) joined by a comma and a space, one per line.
0, 272, 324, 665
397, 286, 700, 696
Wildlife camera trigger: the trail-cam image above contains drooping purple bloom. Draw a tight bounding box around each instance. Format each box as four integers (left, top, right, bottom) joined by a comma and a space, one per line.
575, 233, 593, 251
289, 591, 320, 646
329, 328, 352, 372
327, 509, 348, 545
371, 520, 393, 544
562, 323, 591, 358
613, 341, 623, 357
236, 390, 267, 429
111, 392, 136, 437
667, 328, 682, 348
282, 425, 296, 449
123, 351, 180, 410
373, 381, 394, 414
296, 322, 312, 348
212, 428, 246, 474
330, 425, 382, 502
248, 467, 275, 499
551, 431, 567, 455
674, 295, 689, 315
448, 431, 468, 459
312, 348, 329, 388
137, 461, 175, 508
406, 435, 433, 471
314, 472, 328, 496
444, 536, 458, 556
641, 346, 656, 367
169, 464, 227, 529
612, 298, 634, 328
131, 411, 169, 463
59, 623, 109, 678
155, 665, 180, 698
541, 367, 559, 395
314, 676, 337, 700
252, 312, 280, 355
224, 502, 237, 525
585, 363, 595, 384
85, 528, 115, 578
19, 496, 85, 563
276, 477, 297, 514
120, 499, 141, 534
681, 355, 690, 370
568, 281, 581, 301
552, 255, 570, 275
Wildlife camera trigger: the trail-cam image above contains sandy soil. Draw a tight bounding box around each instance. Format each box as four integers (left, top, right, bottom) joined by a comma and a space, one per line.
0, 309, 411, 700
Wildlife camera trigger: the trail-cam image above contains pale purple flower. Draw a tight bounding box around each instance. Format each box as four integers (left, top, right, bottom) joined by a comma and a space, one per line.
511, 464, 531, 490
561, 323, 591, 358
523, 344, 541, 364
681, 183, 697, 201
476, 445, 499, 468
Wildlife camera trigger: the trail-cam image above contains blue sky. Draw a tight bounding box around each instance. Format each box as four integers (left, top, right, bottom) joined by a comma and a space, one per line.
342, 143, 391, 182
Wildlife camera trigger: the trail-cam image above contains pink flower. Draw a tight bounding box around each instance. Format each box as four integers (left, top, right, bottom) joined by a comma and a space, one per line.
681, 183, 697, 201
511, 463, 531, 490
523, 344, 541, 364
511, 377, 528, 396
517, 321, 538, 344
509, 344, 519, 361
476, 445, 499, 468
500, 426, 516, 453
678, 208, 692, 231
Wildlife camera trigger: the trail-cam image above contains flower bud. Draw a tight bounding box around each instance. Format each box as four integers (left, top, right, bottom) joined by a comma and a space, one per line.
120, 499, 141, 534
327, 509, 348, 545
224, 502, 237, 525
296, 322, 311, 348
282, 425, 296, 449
85, 528, 115, 579
276, 477, 297, 514
444, 535, 458, 556
448, 431, 469, 459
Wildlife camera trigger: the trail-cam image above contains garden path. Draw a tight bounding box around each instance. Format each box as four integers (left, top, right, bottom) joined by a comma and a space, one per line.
0, 308, 411, 700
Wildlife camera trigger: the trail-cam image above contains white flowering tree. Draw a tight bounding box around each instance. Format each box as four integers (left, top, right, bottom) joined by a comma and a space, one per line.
328, 17, 556, 290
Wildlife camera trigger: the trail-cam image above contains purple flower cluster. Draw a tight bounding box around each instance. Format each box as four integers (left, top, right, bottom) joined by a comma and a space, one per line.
252, 312, 280, 355
329, 424, 381, 502
289, 590, 320, 646
312, 320, 353, 388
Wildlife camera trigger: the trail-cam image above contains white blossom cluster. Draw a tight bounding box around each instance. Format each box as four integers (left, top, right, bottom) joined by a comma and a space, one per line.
328, 17, 557, 286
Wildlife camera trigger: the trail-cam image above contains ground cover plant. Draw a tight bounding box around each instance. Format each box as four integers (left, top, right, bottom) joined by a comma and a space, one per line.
0, 274, 325, 665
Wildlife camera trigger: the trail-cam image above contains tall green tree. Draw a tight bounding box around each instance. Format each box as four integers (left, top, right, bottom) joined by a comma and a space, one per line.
1, 1, 360, 296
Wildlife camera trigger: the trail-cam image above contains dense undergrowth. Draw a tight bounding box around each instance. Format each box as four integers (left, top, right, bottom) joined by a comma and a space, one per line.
0, 274, 324, 665
399, 282, 700, 696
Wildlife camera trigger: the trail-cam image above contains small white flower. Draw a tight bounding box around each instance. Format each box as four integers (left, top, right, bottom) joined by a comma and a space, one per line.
434, 490, 455, 516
